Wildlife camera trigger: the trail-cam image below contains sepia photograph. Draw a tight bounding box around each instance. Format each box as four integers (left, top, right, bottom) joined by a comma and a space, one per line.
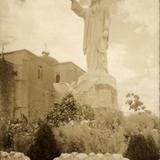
0, 0, 159, 160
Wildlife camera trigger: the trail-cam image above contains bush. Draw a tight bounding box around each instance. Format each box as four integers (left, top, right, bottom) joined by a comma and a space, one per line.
52, 108, 126, 154
124, 134, 159, 160
0, 120, 13, 151
124, 112, 159, 137
123, 110, 160, 154
13, 134, 33, 154
80, 105, 95, 121
47, 94, 82, 127
1, 130, 12, 151
54, 123, 88, 153
27, 122, 60, 160
94, 108, 124, 130
54, 122, 127, 154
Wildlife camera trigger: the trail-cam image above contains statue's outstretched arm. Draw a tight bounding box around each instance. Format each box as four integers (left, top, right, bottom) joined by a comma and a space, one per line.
71, 0, 87, 18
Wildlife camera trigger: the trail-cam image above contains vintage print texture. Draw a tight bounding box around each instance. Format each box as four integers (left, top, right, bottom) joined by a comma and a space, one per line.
0, 0, 159, 160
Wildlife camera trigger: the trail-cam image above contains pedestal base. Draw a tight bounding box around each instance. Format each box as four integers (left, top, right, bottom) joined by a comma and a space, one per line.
73, 72, 118, 109
53, 72, 118, 109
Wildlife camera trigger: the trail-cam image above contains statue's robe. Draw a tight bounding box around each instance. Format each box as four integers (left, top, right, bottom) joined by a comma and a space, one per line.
71, 1, 110, 73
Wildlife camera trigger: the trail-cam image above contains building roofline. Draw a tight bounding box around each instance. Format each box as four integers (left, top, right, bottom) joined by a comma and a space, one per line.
54, 61, 86, 73
1, 49, 59, 66
1, 49, 42, 60
1, 49, 30, 55
1, 49, 85, 73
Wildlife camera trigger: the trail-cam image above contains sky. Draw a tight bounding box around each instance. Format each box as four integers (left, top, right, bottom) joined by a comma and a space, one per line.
0, 0, 159, 115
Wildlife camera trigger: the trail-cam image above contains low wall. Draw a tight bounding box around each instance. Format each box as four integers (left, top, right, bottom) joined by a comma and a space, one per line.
0, 151, 30, 160
54, 153, 129, 160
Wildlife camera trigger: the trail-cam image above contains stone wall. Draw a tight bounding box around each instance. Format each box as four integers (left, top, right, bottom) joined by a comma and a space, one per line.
3, 50, 85, 120
3, 50, 55, 119
0, 60, 16, 118
53, 62, 85, 84
54, 153, 129, 160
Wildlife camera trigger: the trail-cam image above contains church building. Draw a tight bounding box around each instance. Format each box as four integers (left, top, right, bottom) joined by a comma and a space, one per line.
0, 49, 85, 120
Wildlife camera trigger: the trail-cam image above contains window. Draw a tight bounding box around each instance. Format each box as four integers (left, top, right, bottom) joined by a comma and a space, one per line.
56, 74, 60, 83
38, 65, 43, 80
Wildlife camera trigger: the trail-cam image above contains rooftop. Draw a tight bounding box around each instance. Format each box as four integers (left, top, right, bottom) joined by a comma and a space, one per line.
1, 49, 85, 72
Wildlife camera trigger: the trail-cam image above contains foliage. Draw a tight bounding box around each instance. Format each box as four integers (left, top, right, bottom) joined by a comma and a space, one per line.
124, 134, 159, 160
126, 93, 151, 114
124, 112, 158, 136
11, 119, 38, 154
92, 108, 126, 153
27, 122, 60, 160
55, 111, 126, 153
0, 122, 13, 151
46, 93, 92, 127
54, 120, 126, 154
0, 117, 13, 151
54, 123, 88, 153
124, 112, 160, 151
13, 134, 33, 155
0, 115, 37, 153
80, 104, 95, 121
125, 92, 160, 150
94, 108, 124, 130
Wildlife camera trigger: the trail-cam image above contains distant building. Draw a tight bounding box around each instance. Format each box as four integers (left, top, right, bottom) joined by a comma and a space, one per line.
0, 49, 85, 120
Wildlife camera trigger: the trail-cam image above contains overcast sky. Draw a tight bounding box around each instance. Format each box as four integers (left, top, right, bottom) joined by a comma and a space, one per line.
0, 0, 159, 115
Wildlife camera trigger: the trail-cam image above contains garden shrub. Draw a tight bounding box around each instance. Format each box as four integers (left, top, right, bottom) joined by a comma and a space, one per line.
13, 134, 33, 155
94, 108, 124, 130
46, 93, 96, 127
80, 104, 95, 121
54, 122, 127, 154
52, 108, 126, 154
124, 112, 160, 150
46, 94, 82, 127
54, 123, 88, 153
124, 113, 157, 136
0, 120, 13, 151
27, 122, 60, 160
2, 117, 36, 154
124, 134, 159, 160
1, 129, 12, 152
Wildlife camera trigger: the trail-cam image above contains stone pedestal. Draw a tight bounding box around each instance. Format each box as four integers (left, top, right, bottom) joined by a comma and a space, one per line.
73, 72, 118, 109
53, 72, 118, 109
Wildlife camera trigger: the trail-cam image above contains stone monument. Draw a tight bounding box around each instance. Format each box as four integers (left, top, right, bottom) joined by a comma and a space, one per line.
70, 0, 118, 109
54, 0, 118, 109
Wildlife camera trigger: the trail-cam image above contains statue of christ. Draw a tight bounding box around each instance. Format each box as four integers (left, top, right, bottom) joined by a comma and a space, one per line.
70, 0, 111, 73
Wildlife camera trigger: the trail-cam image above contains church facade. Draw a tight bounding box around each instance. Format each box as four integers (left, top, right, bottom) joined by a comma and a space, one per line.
0, 49, 85, 120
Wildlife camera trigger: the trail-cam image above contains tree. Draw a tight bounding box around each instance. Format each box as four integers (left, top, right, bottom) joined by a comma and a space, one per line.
126, 93, 151, 114
124, 134, 159, 160
46, 93, 81, 127
27, 122, 60, 160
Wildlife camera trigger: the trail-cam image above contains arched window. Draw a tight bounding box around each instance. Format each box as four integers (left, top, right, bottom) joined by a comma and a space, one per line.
56, 74, 60, 83
38, 65, 43, 80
